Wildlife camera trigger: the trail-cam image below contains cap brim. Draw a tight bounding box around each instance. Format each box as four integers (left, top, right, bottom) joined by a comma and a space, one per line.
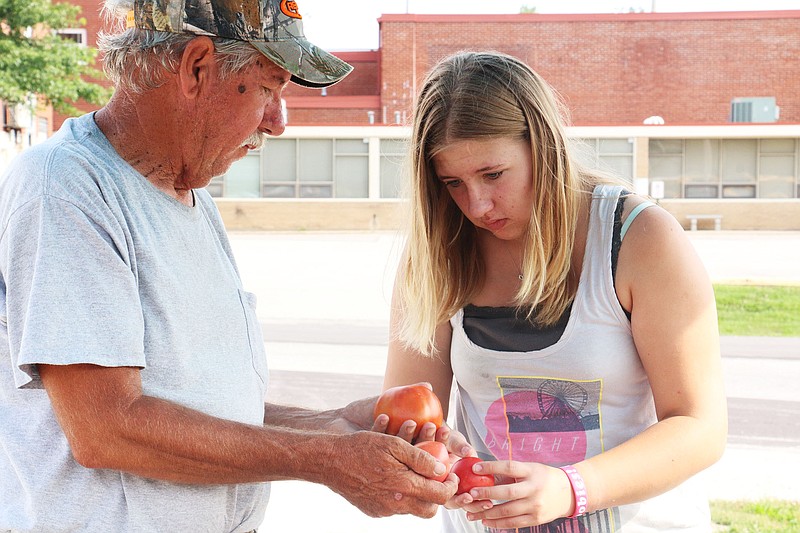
251, 39, 353, 88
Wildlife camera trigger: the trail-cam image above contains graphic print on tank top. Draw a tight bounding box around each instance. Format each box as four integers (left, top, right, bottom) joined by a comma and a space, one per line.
483, 376, 621, 532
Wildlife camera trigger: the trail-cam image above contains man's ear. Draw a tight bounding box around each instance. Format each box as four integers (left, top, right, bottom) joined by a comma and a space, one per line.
178, 36, 217, 99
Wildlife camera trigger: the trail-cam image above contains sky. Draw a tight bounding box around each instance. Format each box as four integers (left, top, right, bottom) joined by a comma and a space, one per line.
298, 0, 800, 50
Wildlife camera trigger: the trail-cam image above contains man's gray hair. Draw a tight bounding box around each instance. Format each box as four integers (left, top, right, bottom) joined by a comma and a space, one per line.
99, 0, 263, 93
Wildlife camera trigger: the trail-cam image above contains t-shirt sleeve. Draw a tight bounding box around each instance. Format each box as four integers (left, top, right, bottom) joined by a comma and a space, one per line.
2, 191, 145, 389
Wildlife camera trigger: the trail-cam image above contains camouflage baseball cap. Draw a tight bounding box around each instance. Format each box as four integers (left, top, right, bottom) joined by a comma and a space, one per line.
130, 0, 353, 88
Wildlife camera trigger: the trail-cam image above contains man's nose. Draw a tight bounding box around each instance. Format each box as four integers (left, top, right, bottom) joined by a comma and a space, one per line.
260, 97, 286, 137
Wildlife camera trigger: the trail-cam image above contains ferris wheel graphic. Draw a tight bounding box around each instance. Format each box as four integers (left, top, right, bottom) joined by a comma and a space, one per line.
537, 379, 589, 418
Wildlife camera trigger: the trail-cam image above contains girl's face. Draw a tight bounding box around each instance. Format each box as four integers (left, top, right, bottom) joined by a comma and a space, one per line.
433, 137, 534, 241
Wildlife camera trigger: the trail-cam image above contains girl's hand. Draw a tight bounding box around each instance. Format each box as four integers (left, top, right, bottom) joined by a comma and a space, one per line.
455, 460, 576, 529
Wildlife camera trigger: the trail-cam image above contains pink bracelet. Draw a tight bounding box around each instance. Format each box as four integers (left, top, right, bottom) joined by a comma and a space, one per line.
559, 465, 588, 518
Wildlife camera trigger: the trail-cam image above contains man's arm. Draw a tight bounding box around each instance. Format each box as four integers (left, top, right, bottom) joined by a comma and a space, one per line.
39, 363, 456, 518
263, 396, 376, 433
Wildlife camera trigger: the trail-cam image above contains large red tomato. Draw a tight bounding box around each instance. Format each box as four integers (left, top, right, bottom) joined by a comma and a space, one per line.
414, 441, 450, 482
451, 457, 495, 495
374, 384, 444, 440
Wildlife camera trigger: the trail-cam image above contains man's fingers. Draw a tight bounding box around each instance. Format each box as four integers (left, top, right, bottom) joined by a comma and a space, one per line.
405, 442, 449, 480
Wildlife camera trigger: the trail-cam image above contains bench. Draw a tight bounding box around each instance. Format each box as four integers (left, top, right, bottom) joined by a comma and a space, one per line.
686, 214, 722, 231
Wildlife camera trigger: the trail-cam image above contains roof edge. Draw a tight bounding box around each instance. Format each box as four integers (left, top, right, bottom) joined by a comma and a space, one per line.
378, 11, 800, 24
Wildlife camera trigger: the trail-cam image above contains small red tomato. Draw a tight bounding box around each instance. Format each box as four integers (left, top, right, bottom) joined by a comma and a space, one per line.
374, 384, 444, 440
415, 441, 450, 482
451, 457, 495, 495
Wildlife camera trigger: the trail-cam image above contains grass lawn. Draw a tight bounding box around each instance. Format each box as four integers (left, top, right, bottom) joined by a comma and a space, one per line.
711, 287, 798, 529
711, 499, 800, 532
714, 284, 800, 337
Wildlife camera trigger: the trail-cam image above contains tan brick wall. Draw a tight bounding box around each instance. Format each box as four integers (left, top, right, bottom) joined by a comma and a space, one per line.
660, 199, 800, 231
215, 199, 405, 231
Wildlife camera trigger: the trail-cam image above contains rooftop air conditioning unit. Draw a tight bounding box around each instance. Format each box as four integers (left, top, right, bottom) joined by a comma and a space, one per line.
730, 97, 779, 123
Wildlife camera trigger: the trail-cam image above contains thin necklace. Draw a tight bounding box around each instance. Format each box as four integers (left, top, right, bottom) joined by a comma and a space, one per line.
504, 243, 524, 281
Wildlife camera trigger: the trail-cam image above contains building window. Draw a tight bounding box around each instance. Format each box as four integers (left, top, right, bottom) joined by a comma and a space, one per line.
213, 138, 371, 199
56, 28, 87, 46
297, 139, 333, 198
684, 184, 719, 198
722, 184, 756, 198
334, 138, 369, 198
759, 139, 796, 198
204, 132, 799, 200
721, 139, 757, 198
206, 175, 224, 197
262, 138, 298, 197
649, 137, 799, 198
684, 139, 719, 184
379, 139, 408, 198
683, 139, 720, 197
572, 138, 634, 184
648, 139, 683, 198
226, 151, 261, 197
260, 138, 335, 198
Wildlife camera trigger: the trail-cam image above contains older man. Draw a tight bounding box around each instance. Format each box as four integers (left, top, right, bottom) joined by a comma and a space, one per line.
0, 0, 459, 531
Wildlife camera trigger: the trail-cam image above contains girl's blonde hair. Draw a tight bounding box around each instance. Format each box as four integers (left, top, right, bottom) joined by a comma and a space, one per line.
399, 51, 607, 356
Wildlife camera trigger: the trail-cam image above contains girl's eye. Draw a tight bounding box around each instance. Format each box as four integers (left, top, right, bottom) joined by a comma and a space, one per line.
444, 180, 462, 188
485, 171, 504, 180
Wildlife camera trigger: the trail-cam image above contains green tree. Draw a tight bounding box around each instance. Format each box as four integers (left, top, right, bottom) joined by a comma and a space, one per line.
0, 0, 109, 116
520, 5, 537, 13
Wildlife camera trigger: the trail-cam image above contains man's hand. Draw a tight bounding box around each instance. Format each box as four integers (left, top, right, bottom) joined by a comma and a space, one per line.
324, 395, 378, 433
322, 430, 457, 518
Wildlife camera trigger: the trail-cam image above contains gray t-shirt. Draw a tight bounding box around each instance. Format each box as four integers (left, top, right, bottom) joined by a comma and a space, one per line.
0, 113, 270, 532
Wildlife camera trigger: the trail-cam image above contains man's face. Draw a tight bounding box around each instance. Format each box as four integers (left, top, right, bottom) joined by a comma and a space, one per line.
194, 54, 290, 180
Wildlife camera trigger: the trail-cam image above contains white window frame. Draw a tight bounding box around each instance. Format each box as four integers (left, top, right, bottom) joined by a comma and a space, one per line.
56, 28, 87, 46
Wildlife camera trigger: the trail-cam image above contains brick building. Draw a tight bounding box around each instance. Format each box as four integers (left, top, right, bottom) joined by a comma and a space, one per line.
283, 10, 800, 126
49, 8, 800, 128
9, 6, 796, 221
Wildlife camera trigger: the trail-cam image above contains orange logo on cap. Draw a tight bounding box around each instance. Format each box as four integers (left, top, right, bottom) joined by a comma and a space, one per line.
280, 0, 302, 19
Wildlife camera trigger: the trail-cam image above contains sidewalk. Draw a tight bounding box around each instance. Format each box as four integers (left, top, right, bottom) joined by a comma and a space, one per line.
232, 230, 800, 327
225, 230, 800, 531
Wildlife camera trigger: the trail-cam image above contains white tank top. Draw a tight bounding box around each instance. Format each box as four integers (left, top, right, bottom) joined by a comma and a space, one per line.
442, 185, 710, 532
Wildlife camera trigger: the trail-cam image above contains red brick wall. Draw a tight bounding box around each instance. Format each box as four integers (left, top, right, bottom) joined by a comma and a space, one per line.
283, 51, 382, 125
378, 11, 800, 126
52, 5, 382, 129
53, 8, 800, 129
286, 108, 382, 125
283, 51, 380, 98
